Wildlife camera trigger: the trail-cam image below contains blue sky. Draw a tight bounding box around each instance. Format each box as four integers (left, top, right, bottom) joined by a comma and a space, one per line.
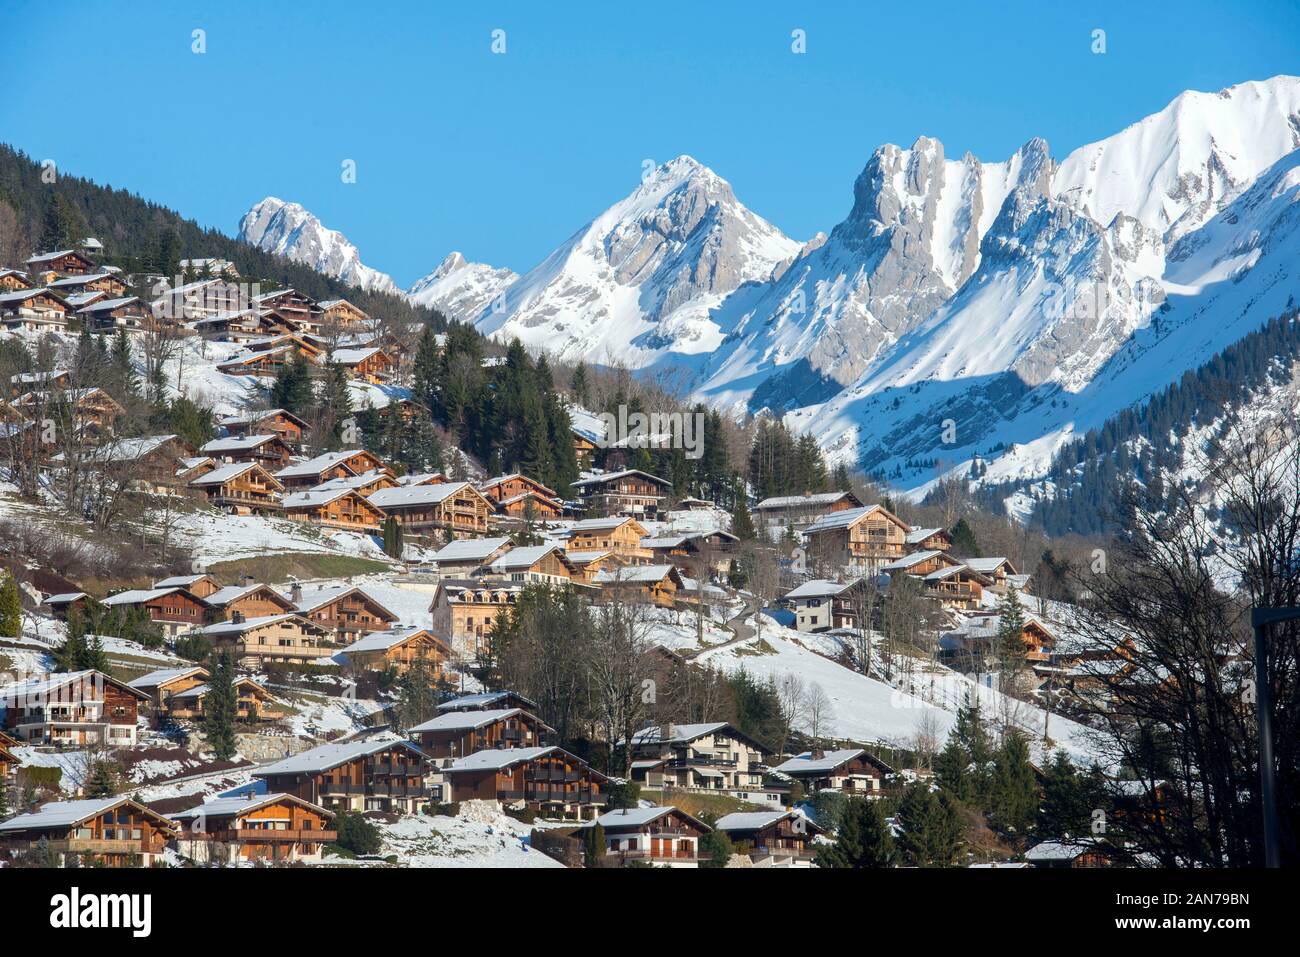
3, 1, 1297, 286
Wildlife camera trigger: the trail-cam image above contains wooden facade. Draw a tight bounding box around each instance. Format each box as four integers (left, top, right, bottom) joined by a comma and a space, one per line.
200, 613, 335, 667
255, 739, 430, 814
0, 670, 147, 747
220, 408, 307, 446
276, 448, 387, 489
101, 586, 209, 638
173, 793, 336, 863
283, 487, 386, 531
442, 746, 607, 820
190, 461, 284, 514
570, 469, 670, 519
291, 585, 399, 642
591, 806, 712, 867
565, 517, 652, 563
367, 481, 493, 540
335, 627, 452, 676
412, 707, 554, 759
715, 810, 826, 865
802, 503, 911, 571
0, 798, 177, 868
201, 433, 294, 469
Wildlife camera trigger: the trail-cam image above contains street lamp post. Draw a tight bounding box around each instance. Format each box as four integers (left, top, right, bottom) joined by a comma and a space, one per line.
1250, 606, 1296, 869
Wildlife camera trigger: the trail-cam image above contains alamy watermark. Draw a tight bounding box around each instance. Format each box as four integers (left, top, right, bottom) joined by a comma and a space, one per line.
596, 404, 705, 460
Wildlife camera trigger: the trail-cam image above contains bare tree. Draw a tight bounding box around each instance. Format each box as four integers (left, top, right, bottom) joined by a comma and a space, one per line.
803, 682, 833, 751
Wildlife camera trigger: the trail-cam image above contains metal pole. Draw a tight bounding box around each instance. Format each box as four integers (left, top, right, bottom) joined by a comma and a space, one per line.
1252, 610, 1283, 868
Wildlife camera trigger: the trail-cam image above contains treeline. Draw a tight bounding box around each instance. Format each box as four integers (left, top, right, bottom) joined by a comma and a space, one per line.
1030, 307, 1300, 535
0, 143, 446, 335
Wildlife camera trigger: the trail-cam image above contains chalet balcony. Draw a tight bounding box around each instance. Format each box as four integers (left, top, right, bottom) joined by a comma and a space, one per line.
218, 828, 337, 843
666, 757, 737, 769
46, 838, 151, 854
365, 760, 426, 776
616, 850, 707, 863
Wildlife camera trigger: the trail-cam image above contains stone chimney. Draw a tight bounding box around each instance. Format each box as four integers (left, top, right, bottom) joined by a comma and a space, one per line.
241, 574, 255, 588
659, 722, 674, 744
290, 583, 303, 604
812, 747, 825, 760
231, 611, 245, 625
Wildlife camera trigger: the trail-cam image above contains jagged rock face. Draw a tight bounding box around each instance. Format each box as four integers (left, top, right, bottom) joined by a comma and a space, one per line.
238, 197, 399, 295
472, 156, 802, 363
408, 251, 518, 323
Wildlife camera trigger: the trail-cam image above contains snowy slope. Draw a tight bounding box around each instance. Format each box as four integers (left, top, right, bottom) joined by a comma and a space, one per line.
472, 155, 802, 364
407, 251, 518, 322
238, 197, 400, 295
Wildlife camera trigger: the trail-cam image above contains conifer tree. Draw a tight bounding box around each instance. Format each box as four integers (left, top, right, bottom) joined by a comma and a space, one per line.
816, 797, 895, 868
84, 759, 121, 798
896, 782, 963, 867
204, 650, 239, 761
994, 583, 1028, 688
988, 730, 1038, 838
382, 516, 404, 558
950, 517, 981, 557
731, 493, 757, 541
570, 361, 591, 407
583, 822, 606, 867
0, 571, 20, 638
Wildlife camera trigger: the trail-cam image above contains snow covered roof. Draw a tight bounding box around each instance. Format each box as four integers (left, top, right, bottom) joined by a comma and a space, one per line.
905, 526, 944, 544
628, 722, 729, 746
1, 669, 146, 701
289, 584, 395, 620
198, 613, 312, 637
772, 749, 887, 776
589, 805, 709, 833
189, 461, 263, 486
567, 516, 640, 533
275, 450, 361, 480
170, 792, 329, 822
564, 550, 614, 564
714, 811, 794, 832
338, 626, 444, 655
255, 738, 424, 777
437, 690, 538, 712
0, 798, 173, 833
101, 586, 189, 606
442, 746, 555, 772
368, 481, 470, 509
595, 563, 678, 585
43, 592, 87, 604
409, 707, 528, 734
94, 434, 182, 463
201, 433, 282, 453
331, 347, 385, 365
282, 486, 359, 510
640, 535, 687, 549
803, 504, 893, 534
784, 579, 853, 600
205, 583, 289, 608
1024, 839, 1103, 862
881, 550, 944, 571
431, 536, 513, 563
489, 544, 566, 571
755, 491, 856, 511
127, 666, 207, 690
963, 556, 1016, 574
218, 407, 305, 427
570, 468, 669, 489
154, 573, 212, 588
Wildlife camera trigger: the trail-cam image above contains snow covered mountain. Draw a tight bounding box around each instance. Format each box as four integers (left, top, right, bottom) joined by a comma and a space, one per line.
407, 252, 518, 323
472, 155, 803, 364
238, 197, 400, 295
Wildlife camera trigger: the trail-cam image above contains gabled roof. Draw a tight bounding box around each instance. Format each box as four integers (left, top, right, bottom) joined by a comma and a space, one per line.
338, 626, 448, 656
714, 810, 823, 836
567, 516, 645, 534
430, 536, 513, 563
201, 433, 285, 454
198, 613, 325, 637
205, 583, 294, 610
489, 544, 568, 572
479, 472, 558, 497
804, 503, 907, 534
905, 526, 946, 544
367, 481, 475, 509
881, 549, 947, 571
783, 579, 855, 600
595, 563, 681, 586
42, 591, 88, 605
772, 748, 894, 776
289, 584, 397, 622
282, 486, 372, 511
0, 797, 176, 834
219, 407, 308, 429
154, 573, 215, 589
254, 738, 425, 777
127, 666, 209, 691
275, 450, 368, 480
190, 461, 282, 488
589, 805, 710, 834
625, 721, 762, 749
409, 707, 536, 734
437, 690, 538, 712
0, 669, 149, 701
101, 586, 200, 607
755, 490, 861, 511
170, 792, 332, 822
962, 556, 1018, 575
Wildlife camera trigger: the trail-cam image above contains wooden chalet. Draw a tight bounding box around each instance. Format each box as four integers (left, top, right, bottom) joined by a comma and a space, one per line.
0, 267, 35, 292
564, 516, 652, 563
276, 448, 387, 490
335, 626, 452, 675
289, 583, 400, 642
594, 563, 684, 608
204, 581, 296, 620
941, 611, 1057, 665
313, 467, 397, 498
94, 433, 197, 493
783, 578, 874, 632
283, 486, 386, 532
219, 407, 307, 446
0, 670, 148, 747
627, 722, 769, 795
217, 344, 320, 377
153, 572, 221, 598
13, 386, 125, 434
127, 665, 210, 721
570, 469, 671, 519
640, 529, 738, 576
76, 295, 150, 333
437, 690, 540, 714
331, 347, 394, 383
0, 729, 20, 784
41, 591, 89, 620
425, 535, 515, 578
176, 455, 216, 482
587, 806, 712, 867
485, 544, 573, 584
411, 707, 554, 760
1024, 839, 1115, 868
478, 473, 564, 518
0, 797, 177, 868
172, 793, 335, 863
254, 738, 430, 814
153, 278, 252, 323
754, 490, 864, 533
100, 586, 209, 638
200, 433, 294, 469
367, 481, 493, 540
563, 549, 625, 585
25, 248, 97, 276
189, 461, 284, 514
921, 563, 993, 610
802, 503, 911, 571
50, 272, 128, 298
440, 746, 607, 820
714, 810, 826, 866
906, 526, 954, 553
165, 676, 287, 723
196, 613, 335, 667
430, 579, 524, 658
571, 429, 597, 468
253, 288, 319, 330
772, 748, 894, 795
962, 556, 1022, 594
317, 298, 369, 329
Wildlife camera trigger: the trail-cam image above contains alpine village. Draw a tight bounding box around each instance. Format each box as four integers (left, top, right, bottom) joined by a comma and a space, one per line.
0, 144, 1267, 873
